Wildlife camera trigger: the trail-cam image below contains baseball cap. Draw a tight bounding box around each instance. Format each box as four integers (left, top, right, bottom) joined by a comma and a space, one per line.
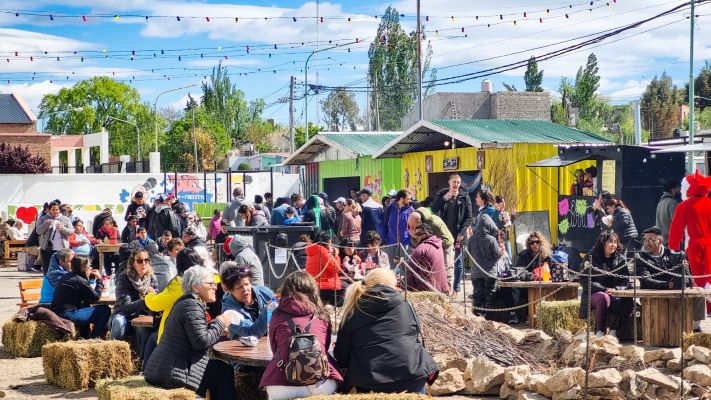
166, 193, 176, 200
387, 189, 397, 197
318, 192, 329, 201
157, 193, 168, 202
360, 187, 373, 196
334, 197, 346, 204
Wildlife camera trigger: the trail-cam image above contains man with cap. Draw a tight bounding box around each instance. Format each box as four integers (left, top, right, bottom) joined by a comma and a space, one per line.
359, 187, 385, 244
125, 191, 149, 227
636, 226, 706, 332
333, 197, 346, 235
223, 236, 264, 285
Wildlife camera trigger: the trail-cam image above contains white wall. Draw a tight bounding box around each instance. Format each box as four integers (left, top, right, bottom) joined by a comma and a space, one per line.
0, 172, 301, 232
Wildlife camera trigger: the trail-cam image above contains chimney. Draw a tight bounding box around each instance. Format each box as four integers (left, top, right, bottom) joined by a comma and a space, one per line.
481, 80, 493, 93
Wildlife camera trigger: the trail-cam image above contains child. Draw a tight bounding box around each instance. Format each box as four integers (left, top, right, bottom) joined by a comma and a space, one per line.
283, 207, 300, 225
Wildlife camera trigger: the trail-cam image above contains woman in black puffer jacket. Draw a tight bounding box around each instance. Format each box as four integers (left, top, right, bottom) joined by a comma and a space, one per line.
110, 248, 158, 342
604, 198, 638, 252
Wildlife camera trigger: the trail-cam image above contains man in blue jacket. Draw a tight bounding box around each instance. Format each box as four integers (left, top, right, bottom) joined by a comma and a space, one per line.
359, 188, 385, 244
39, 249, 74, 304
384, 189, 414, 247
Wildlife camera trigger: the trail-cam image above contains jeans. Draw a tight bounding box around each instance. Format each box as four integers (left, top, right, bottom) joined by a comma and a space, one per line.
41, 249, 56, 275
590, 292, 633, 332
265, 379, 338, 400
142, 332, 158, 371
62, 305, 111, 338
453, 248, 463, 292
110, 313, 133, 340
196, 359, 236, 400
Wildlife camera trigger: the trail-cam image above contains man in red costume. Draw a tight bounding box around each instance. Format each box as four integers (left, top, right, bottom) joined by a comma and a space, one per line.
668, 170, 711, 311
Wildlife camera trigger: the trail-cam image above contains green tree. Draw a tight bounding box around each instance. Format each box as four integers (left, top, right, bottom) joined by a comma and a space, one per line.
294, 123, 322, 149
160, 105, 230, 171
572, 53, 601, 120
686, 60, 711, 109
368, 6, 435, 130
550, 100, 568, 125
38, 77, 164, 159
201, 62, 249, 141
640, 72, 682, 138
321, 88, 360, 131
524, 56, 544, 92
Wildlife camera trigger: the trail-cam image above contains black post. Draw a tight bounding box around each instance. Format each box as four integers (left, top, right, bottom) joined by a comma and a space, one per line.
243, 171, 247, 199
203, 169, 208, 204
163, 168, 167, 194
227, 167, 232, 202
174, 170, 178, 196
270, 167, 274, 202
214, 162, 218, 203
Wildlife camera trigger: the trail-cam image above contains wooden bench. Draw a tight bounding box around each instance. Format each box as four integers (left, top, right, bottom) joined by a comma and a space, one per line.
3, 239, 27, 263
18, 278, 43, 308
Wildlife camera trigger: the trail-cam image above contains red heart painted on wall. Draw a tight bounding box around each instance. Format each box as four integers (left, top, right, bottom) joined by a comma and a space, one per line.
16, 206, 39, 224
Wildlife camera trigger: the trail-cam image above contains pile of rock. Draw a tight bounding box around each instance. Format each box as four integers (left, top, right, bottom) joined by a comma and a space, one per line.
427, 330, 711, 399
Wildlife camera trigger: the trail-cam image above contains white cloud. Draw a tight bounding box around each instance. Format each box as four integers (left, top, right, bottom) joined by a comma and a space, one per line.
0, 80, 70, 113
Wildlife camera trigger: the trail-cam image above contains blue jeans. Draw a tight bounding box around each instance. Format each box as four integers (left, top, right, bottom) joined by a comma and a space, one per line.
110, 313, 133, 340
62, 305, 111, 338
453, 249, 463, 292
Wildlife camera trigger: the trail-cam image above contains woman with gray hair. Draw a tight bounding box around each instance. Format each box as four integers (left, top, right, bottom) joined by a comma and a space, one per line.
144, 265, 235, 399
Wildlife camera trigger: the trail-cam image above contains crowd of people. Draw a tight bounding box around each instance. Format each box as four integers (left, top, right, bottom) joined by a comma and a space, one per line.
9, 168, 711, 399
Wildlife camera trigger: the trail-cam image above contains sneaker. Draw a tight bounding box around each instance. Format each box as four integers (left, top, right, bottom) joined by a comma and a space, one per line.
595, 331, 605, 337
508, 312, 519, 325
694, 328, 702, 333
608, 330, 617, 338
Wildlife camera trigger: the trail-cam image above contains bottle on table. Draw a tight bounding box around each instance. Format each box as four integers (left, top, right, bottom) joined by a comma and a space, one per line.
267, 296, 278, 323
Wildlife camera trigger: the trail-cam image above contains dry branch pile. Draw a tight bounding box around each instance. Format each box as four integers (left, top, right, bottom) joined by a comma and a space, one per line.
406, 292, 552, 370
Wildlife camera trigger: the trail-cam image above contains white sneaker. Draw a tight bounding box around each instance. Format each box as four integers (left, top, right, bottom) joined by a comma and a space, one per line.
608, 330, 617, 338
595, 331, 605, 337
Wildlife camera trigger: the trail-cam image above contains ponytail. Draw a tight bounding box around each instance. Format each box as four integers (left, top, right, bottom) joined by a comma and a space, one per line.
340, 280, 367, 323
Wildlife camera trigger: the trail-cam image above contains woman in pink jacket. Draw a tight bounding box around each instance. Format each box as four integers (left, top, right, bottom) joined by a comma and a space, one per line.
259, 271, 342, 399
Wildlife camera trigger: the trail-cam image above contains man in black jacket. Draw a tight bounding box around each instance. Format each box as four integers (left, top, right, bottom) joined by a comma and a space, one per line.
636, 226, 706, 332
124, 192, 149, 227
148, 195, 181, 239
431, 174, 473, 292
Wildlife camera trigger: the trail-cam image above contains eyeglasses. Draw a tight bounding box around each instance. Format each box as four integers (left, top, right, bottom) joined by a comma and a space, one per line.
203, 281, 217, 288
135, 258, 151, 264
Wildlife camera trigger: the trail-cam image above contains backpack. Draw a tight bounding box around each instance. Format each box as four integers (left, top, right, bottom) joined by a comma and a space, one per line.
277, 314, 329, 385
159, 207, 182, 237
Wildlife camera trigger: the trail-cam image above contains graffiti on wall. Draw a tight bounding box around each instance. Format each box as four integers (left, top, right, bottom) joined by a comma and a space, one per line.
363, 171, 383, 198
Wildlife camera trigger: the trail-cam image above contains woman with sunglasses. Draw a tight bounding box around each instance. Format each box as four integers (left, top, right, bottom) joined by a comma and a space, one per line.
144, 266, 235, 399
515, 232, 552, 274
110, 248, 158, 341
220, 261, 274, 339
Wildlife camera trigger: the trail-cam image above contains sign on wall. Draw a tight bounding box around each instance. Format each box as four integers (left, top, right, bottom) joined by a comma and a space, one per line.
443, 157, 459, 171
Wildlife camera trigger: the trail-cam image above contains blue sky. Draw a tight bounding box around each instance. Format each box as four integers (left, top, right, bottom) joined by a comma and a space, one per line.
0, 0, 709, 130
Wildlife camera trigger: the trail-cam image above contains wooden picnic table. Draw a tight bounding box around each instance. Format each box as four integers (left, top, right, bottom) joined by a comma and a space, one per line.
3, 239, 27, 263
96, 243, 121, 275
609, 288, 709, 347
497, 281, 580, 328
96, 293, 116, 306
130, 315, 154, 328
212, 338, 272, 367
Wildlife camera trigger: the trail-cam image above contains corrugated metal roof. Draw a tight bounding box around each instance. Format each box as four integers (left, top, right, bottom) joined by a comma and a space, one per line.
0, 94, 34, 124
430, 119, 611, 144
319, 132, 400, 156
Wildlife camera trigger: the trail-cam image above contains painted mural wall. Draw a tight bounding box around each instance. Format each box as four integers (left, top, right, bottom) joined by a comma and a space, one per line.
318, 156, 402, 201
0, 172, 300, 233
400, 145, 592, 244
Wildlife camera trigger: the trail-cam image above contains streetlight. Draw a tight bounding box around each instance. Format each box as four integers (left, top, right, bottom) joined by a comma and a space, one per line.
303, 40, 358, 143
153, 84, 198, 152
695, 95, 711, 102
38, 107, 84, 133
105, 116, 140, 161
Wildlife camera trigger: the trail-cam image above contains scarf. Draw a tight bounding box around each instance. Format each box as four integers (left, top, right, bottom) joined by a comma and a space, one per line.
137, 237, 151, 248
126, 267, 153, 297
310, 194, 321, 230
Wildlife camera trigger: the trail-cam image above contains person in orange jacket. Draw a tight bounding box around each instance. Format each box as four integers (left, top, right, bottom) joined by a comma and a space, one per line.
305, 231, 343, 307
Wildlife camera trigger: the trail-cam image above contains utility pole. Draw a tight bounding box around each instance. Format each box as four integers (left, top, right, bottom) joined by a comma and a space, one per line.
633, 100, 642, 145
374, 74, 381, 131
416, 0, 423, 120
365, 84, 370, 130
687, 0, 696, 173
191, 102, 198, 172
289, 76, 295, 153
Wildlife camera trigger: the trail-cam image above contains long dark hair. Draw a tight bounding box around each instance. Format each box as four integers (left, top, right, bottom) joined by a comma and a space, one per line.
338, 238, 356, 260
176, 247, 203, 275
591, 230, 624, 259
280, 271, 328, 320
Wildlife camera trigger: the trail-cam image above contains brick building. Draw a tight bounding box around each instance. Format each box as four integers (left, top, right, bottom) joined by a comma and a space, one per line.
0, 93, 53, 163
400, 81, 551, 129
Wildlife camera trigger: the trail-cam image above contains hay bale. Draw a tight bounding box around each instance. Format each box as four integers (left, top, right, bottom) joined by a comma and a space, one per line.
95, 376, 194, 400
684, 332, 711, 351
537, 300, 586, 336
2, 319, 72, 358
42, 339, 134, 390
300, 395, 429, 400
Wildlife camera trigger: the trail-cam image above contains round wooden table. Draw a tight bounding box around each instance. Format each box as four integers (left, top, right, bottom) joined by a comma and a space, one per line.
609, 288, 709, 347
212, 338, 272, 367
497, 281, 580, 327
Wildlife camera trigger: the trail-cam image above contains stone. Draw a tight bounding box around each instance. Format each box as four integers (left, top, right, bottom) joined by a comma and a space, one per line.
610, 356, 627, 367
591, 334, 620, 355
586, 368, 622, 388
684, 364, 711, 386
525, 329, 553, 343
517, 390, 549, 400
432, 354, 453, 371
463, 357, 505, 393
502, 327, 528, 344
551, 386, 581, 400
504, 365, 531, 387
683, 345, 696, 360
694, 346, 711, 364
500, 384, 517, 400
546, 367, 584, 392
652, 360, 667, 368
588, 387, 624, 399
427, 367, 465, 395
619, 345, 645, 362
661, 348, 681, 361
561, 341, 587, 367
525, 374, 553, 398
666, 358, 682, 372
636, 368, 679, 391
643, 349, 667, 363
619, 370, 638, 398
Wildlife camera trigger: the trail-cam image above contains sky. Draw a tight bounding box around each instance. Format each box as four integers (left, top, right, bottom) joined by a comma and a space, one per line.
0, 0, 709, 130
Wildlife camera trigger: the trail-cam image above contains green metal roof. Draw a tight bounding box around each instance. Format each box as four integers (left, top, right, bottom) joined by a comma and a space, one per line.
319, 132, 400, 156
430, 119, 612, 144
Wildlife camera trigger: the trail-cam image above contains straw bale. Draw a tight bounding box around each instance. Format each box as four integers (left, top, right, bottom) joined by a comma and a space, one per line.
2, 319, 73, 358
684, 332, 711, 351
537, 300, 585, 336
42, 339, 134, 390
299, 395, 429, 400
95, 376, 194, 400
